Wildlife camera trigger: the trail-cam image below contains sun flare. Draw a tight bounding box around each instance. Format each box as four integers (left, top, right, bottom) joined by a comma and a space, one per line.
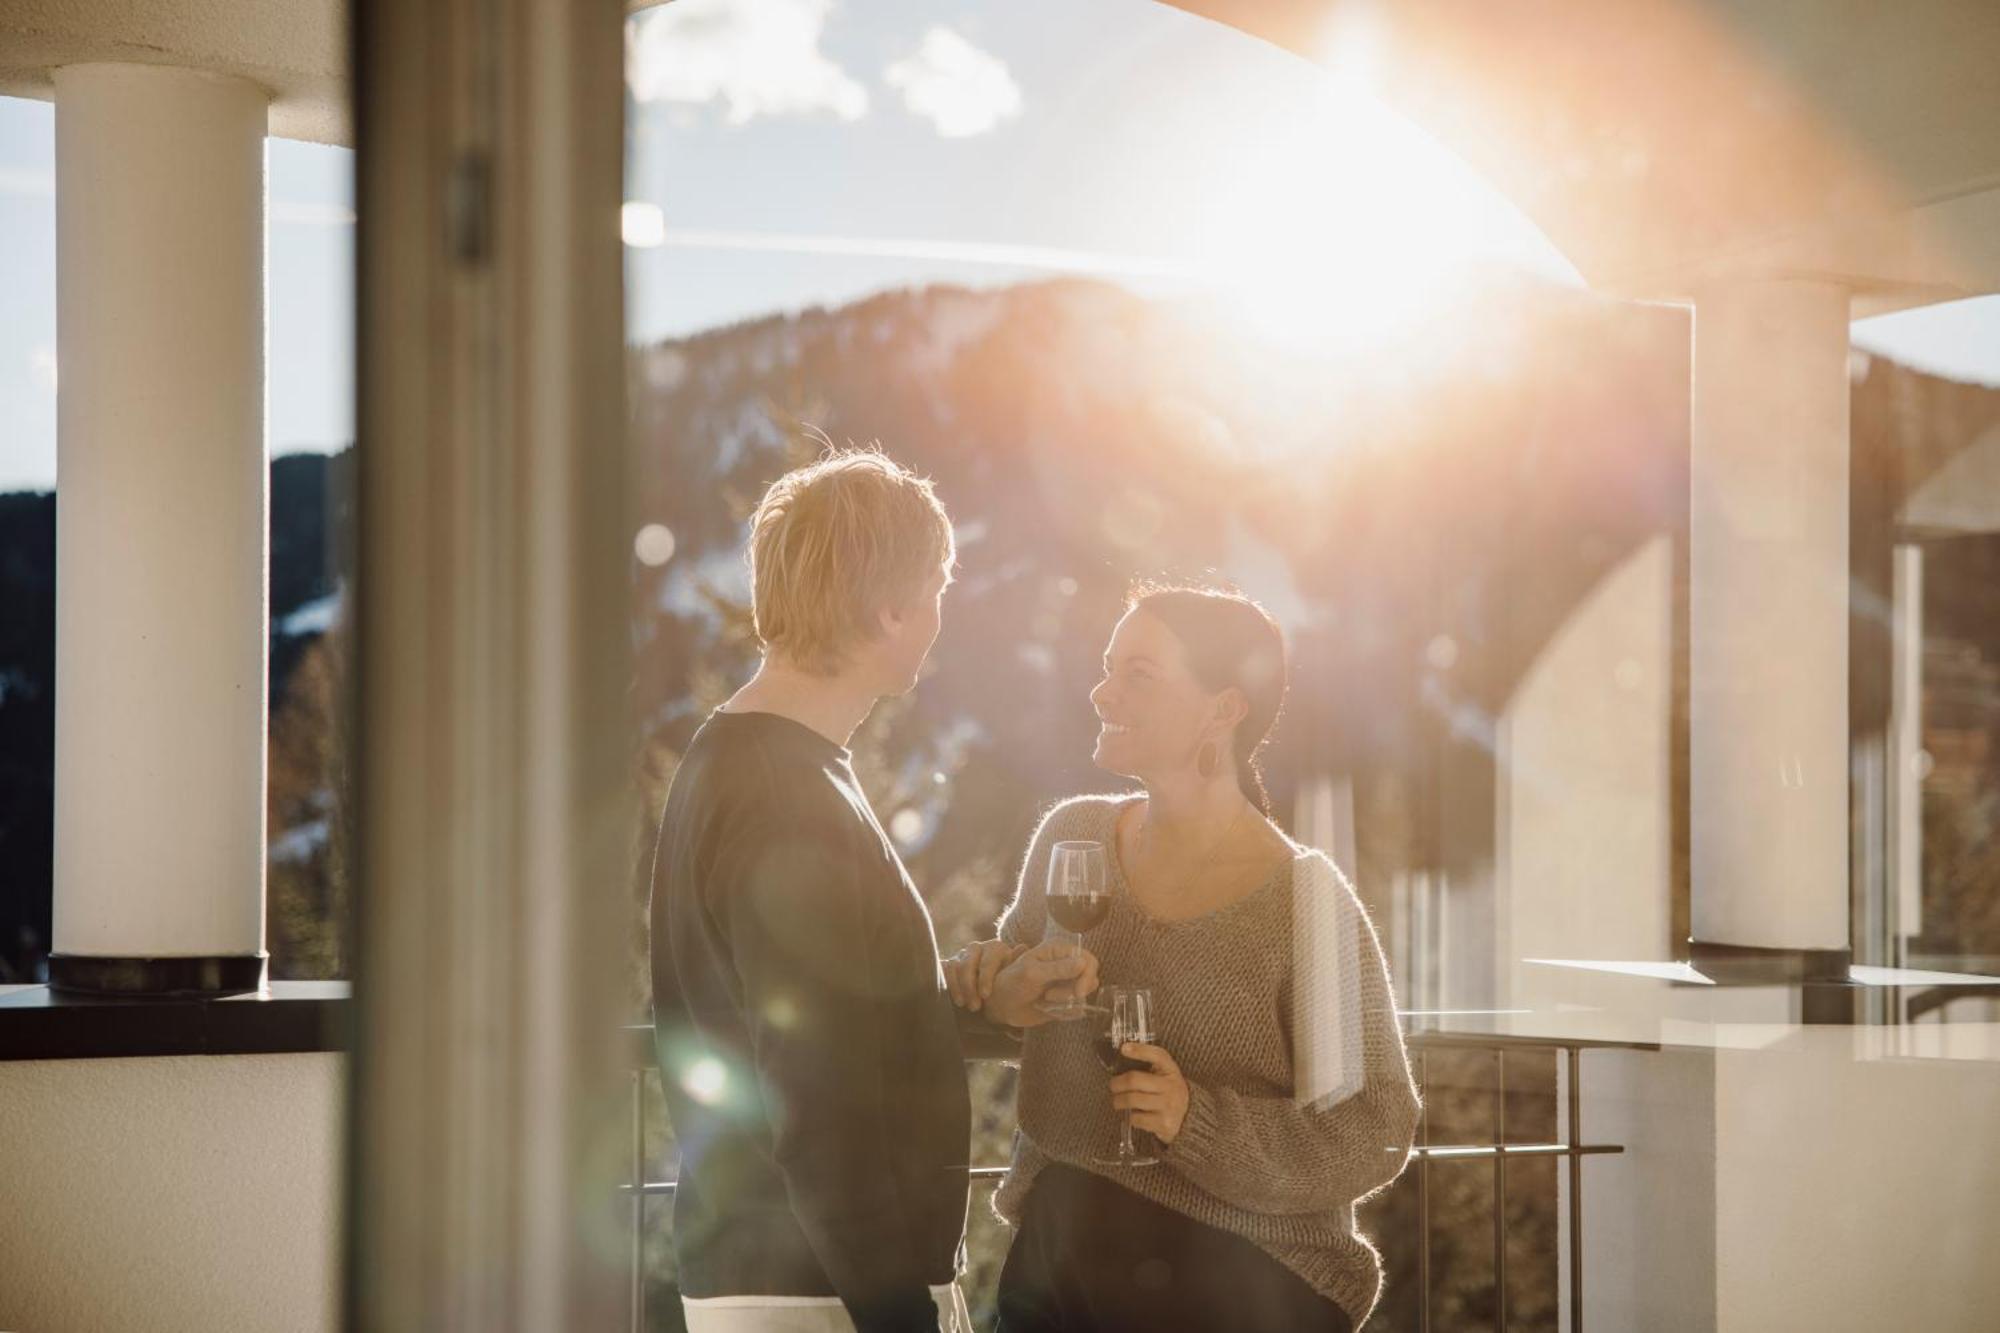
1182, 81, 1578, 357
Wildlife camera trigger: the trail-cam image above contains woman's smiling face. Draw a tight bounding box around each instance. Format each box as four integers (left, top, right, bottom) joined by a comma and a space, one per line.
1088, 607, 1215, 780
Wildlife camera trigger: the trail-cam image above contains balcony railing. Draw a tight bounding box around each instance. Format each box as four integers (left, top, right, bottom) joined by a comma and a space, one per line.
619, 1024, 1646, 1333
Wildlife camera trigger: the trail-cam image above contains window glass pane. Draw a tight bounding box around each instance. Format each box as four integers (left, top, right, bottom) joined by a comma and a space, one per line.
622, 2, 1579, 1323
623, 6, 2000, 1331
266, 136, 356, 981
0, 95, 55, 983
1853, 296, 2000, 982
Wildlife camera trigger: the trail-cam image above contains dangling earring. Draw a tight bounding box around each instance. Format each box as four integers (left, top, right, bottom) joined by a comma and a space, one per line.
1196, 739, 1220, 780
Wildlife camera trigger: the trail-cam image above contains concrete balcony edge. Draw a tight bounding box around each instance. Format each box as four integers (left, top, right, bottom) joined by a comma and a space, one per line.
0, 980, 349, 1061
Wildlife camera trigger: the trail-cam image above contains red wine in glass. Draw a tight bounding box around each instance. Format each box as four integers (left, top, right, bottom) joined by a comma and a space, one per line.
1037, 841, 1108, 1020
1049, 892, 1111, 934
1091, 1035, 1131, 1071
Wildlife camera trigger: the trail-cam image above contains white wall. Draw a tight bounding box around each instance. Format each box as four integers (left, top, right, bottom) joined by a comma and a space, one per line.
1713, 1027, 2000, 1332
1576, 1045, 1718, 1333
1567, 1027, 2000, 1333
1494, 529, 2000, 1328
0, 1053, 343, 1333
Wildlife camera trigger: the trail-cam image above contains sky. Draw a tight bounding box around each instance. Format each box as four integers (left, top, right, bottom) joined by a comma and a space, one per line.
0, 98, 354, 492
1, 0, 1996, 492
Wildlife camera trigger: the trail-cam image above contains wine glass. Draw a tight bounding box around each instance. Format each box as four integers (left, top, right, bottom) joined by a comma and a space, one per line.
1036, 840, 1108, 1020
1092, 986, 1161, 1168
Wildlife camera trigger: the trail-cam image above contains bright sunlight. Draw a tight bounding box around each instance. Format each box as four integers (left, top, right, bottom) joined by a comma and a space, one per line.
1177, 78, 1581, 356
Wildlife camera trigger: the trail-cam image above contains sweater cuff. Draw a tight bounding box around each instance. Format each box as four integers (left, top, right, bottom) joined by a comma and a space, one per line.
953, 1003, 1025, 1060
1166, 1081, 1223, 1166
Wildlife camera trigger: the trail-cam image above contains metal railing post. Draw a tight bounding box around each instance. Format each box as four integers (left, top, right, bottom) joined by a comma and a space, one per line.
1494, 1049, 1507, 1332
1418, 1047, 1431, 1333
631, 1068, 647, 1333
1567, 1044, 1582, 1333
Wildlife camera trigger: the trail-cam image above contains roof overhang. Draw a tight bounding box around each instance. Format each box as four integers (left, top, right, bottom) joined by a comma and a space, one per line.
1169, 0, 2000, 313
0, 0, 347, 144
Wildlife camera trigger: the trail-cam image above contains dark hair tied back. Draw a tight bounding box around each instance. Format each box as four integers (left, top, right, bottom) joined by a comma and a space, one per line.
1126, 581, 1289, 817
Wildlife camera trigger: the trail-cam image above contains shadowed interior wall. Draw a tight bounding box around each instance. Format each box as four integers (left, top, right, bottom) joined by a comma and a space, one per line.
0, 1053, 342, 1333
1499, 537, 1675, 1013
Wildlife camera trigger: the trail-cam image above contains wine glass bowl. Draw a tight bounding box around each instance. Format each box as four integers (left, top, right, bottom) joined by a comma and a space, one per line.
1037, 840, 1109, 1020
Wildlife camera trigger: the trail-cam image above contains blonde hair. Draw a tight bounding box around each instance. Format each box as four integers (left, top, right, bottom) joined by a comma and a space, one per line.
747, 448, 955, 674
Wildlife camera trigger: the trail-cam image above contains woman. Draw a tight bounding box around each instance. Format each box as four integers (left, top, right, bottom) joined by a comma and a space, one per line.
948, 585, 1420, 1332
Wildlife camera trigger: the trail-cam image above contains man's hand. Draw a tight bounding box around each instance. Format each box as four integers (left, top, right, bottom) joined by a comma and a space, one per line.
985, 940, 1100, 1030
944, 939, 1024, 1012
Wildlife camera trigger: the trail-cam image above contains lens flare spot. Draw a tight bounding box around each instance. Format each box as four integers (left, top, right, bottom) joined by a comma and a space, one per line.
890, 808, 924, 845
634, 523, 677, 566
680, 1057, 728, 1106
622, 201, 666, 248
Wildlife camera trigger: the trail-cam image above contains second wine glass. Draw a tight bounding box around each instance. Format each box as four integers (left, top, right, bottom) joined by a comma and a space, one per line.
1092, 986, 1161, 1168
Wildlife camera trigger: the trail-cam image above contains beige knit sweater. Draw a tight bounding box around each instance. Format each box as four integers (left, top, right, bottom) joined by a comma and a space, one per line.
992, 794, 1420, 1329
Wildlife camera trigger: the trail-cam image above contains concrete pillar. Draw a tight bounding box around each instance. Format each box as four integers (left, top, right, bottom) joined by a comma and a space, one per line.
49, 64, 271, 993
1688, 278, 1851, 962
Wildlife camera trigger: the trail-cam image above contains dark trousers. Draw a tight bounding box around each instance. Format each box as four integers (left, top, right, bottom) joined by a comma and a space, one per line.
995, 1163, 1355, 1333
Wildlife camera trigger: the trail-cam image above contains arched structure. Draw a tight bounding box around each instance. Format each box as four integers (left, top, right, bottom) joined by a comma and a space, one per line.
1168, 0, 2000, 311
1165, 0, 2000, 972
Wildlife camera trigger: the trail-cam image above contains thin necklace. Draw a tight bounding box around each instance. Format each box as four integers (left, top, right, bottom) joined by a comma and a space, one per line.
1136, 798, 1249, 909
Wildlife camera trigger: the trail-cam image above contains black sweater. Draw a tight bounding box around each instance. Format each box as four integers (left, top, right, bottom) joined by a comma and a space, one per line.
649, 710, 973, 1331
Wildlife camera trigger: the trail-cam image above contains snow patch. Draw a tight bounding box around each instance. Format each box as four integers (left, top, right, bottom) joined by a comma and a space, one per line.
905, 291, 1004, 376
280, 590, 344, 636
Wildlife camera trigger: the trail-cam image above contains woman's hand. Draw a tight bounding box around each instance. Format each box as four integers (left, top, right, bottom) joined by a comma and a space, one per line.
944, 939, 1024, 1012
1110, 1042, 1191, 1145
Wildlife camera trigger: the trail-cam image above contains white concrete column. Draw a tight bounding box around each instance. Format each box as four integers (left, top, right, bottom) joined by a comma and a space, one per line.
50, 64, 270, 987
1689, 278, 1851, 953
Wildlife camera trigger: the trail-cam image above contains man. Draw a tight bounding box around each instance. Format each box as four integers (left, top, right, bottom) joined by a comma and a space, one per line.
650, 449, 1091, 1333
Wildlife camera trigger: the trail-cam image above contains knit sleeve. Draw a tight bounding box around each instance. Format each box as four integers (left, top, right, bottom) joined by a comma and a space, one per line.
1164, 873, 1419, 1216
990, 1130, 1051, 1228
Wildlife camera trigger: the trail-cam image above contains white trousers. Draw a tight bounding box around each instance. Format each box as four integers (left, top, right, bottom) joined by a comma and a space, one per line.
682, 1283, 971, 1333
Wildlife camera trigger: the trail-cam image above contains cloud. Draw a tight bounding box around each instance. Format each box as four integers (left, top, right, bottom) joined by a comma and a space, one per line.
626, 0, 866, 125
884, 28, 1022, 137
